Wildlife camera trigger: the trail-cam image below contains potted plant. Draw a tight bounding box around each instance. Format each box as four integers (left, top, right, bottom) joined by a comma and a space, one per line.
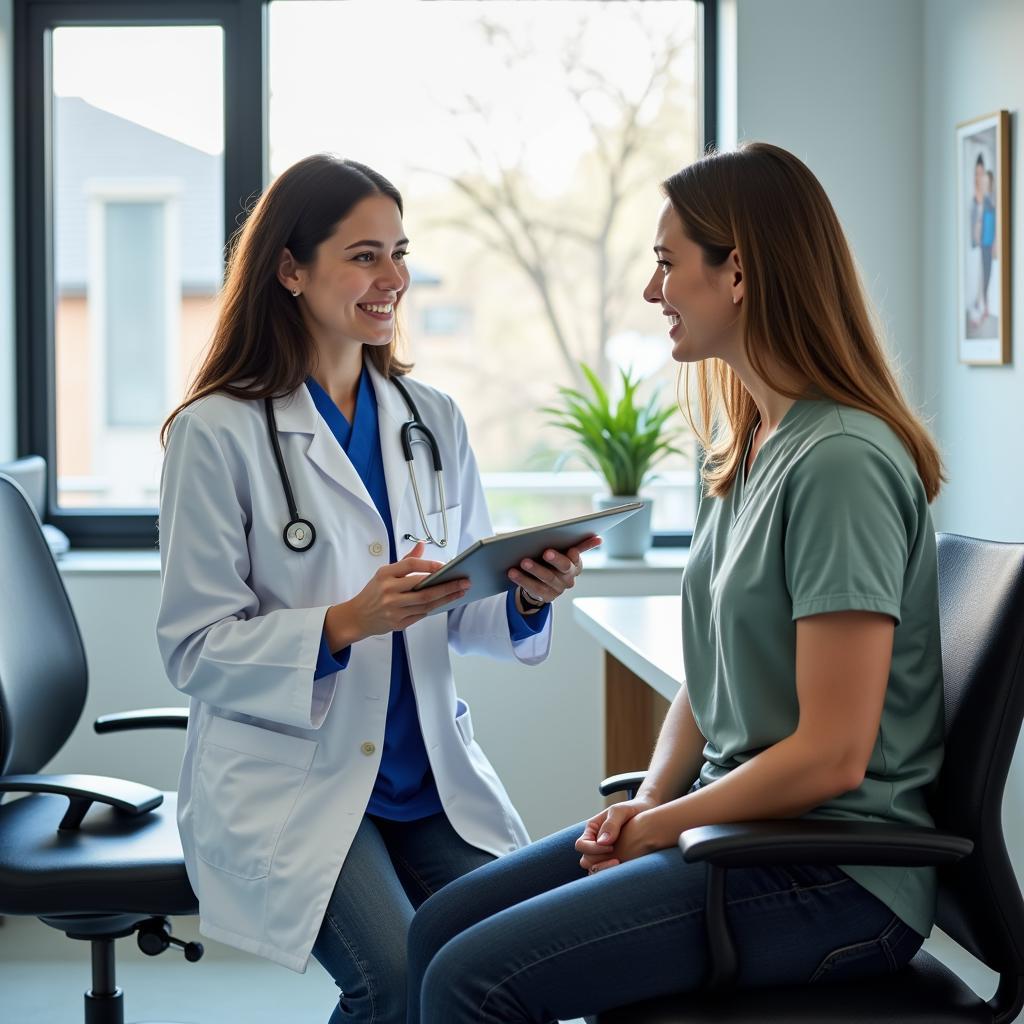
544, 362, 684, 558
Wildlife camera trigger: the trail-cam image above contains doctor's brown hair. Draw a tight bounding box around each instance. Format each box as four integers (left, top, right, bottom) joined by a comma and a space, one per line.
160, 154, 411, 447
666, 142, 944, 502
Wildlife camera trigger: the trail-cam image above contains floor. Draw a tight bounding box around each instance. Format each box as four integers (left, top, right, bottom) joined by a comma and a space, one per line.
0, 913, 588, 1023
0, 911, 1004, 1023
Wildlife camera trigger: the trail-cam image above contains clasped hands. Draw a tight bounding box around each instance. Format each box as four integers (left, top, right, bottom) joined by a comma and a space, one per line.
574, 795, 669, 875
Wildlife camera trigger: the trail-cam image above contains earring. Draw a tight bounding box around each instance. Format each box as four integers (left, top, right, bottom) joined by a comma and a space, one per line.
290, 289, 300, 297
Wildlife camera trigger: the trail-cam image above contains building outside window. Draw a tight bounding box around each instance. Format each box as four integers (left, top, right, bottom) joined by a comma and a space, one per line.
51, 28, 224, 509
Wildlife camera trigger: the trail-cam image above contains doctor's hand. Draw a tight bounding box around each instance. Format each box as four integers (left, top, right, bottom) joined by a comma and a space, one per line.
507, 535, 603, 607
575, 795, 659, 874
324, 542, 470, 646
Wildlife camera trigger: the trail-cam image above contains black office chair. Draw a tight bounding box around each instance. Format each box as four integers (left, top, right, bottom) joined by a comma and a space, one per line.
0, 472, 198, 1024
594, 533, 1024, 1024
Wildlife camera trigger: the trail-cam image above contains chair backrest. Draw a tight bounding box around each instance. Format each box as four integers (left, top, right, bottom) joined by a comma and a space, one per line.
0, 455, 46, 518
0, 473, 87, 775
933, 533, 1024, 977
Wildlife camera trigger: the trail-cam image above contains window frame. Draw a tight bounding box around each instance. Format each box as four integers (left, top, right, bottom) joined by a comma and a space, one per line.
15, 0, 715, 549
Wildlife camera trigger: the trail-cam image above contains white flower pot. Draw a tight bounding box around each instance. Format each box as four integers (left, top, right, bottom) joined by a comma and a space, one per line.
593, 494, 652, 558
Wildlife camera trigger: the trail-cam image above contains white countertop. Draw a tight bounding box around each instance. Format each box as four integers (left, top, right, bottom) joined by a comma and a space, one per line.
572, 595, 684, 702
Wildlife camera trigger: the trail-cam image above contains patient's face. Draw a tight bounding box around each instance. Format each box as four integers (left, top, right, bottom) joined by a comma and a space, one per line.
642, 199, 741, 364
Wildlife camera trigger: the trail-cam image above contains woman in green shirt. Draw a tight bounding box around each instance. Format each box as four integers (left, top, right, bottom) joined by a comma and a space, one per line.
407, 142, 946, 1023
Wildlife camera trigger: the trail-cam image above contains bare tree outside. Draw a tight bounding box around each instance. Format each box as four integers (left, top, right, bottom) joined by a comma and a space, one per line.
416, 10, 697, 391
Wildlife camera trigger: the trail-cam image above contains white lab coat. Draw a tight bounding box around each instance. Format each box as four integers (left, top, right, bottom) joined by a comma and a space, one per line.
156, 360, 551, 972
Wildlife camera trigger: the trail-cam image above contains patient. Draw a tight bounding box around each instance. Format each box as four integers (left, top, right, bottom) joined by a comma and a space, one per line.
405, 142, 946, 1023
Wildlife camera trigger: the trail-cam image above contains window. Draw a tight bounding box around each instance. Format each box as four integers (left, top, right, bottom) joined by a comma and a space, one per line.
48, 24, 223, 512
269, 0, 710, 539
421, 305, 473, 338
16, 0, 716, 547
16, 0, 262, 544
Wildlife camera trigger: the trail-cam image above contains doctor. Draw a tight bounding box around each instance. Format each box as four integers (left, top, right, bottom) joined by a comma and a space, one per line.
156, 153, 598, 1024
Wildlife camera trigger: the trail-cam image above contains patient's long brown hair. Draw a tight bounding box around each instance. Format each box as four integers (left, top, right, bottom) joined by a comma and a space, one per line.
160, 154, 411, 446
665, 142, 943, 501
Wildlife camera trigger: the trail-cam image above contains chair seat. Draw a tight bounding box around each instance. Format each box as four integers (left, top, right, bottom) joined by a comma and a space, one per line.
0, 791, 196, 917
595, 949, 993, 1024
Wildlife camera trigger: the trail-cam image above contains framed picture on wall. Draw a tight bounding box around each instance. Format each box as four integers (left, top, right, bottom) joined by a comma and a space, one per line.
956, 110, 1011, 365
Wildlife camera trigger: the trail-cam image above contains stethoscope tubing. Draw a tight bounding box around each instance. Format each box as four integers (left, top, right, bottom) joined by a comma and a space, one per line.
266, 376, 445, 553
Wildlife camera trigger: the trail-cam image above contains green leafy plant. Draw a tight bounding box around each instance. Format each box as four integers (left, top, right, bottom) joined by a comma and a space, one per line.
543, 362, 684, 496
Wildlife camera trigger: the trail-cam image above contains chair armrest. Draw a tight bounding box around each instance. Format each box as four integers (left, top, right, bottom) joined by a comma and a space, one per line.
0, 773, 163, 830
94, 707, 189, 733
599, 771, 649, 798
680, 819, 973, 993
679, 819, 974, 867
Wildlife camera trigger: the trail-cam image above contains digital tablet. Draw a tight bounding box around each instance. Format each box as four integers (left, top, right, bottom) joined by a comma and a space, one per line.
412, 501, 645, 614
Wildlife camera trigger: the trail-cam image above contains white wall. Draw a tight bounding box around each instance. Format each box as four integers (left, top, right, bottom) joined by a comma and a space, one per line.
722, 0, 1023, 546
722, 0, 926, 399
921, 0, 1023, 543
919, 0, 1024, 1004
718, 0, 1021, 1001
0, 0, 14, 462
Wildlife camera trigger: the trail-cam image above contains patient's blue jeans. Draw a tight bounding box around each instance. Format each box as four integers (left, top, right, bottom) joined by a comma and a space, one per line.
310, 811, 494, 1024
407, 820, 925, 1024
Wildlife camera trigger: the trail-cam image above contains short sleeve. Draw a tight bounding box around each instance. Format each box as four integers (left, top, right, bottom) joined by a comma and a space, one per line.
784, 434, 917, 624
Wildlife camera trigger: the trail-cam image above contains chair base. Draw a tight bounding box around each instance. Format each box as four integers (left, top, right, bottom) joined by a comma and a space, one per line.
81, 974, 197, 1024
36, 915, 203, 1024
84, 986, 123, 1024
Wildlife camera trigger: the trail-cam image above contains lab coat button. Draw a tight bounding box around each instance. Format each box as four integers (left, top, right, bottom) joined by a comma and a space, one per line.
360, 741, 377, 756
369, 541, 384, 557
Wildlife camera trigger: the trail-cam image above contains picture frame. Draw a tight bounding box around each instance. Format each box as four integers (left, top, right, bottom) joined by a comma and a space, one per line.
955, 110, 1011, 365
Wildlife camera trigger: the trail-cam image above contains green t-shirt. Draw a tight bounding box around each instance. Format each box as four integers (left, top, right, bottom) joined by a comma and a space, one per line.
681, 398, 945, 938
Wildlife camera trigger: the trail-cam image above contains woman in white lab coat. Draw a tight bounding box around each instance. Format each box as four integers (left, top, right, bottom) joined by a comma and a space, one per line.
156, 153, 598, 1024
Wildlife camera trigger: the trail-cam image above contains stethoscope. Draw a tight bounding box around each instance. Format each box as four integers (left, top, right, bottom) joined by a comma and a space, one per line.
264, 375, 449, 553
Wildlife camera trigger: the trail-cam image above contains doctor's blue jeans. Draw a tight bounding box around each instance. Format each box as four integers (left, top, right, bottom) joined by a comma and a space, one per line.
406, 819, 925, 1024
310, 811, 495, 1024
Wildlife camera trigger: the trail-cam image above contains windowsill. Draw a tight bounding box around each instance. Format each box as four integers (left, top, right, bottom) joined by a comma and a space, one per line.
585, 547, 689, 571
57, 549, 162, 575
55, 546, 689, 576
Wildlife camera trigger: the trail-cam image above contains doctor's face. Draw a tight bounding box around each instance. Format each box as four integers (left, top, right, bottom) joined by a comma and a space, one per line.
642, 199, 743, 364
294, 194, 411, 352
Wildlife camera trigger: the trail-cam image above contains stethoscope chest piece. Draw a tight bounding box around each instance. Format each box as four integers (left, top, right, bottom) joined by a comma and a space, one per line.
284, 518, 317, 552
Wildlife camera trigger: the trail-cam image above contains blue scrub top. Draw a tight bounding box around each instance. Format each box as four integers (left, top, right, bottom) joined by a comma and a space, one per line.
307, 367, 548, 821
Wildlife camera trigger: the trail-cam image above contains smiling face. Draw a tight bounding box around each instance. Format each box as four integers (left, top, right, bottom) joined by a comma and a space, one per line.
280, 193, 411, 353
642, 198, 744, 364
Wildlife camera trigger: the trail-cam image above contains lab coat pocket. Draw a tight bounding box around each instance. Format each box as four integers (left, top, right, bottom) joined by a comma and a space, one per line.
193, 716, 318, 880
421, 504, 462, 557
455, 698, 474, 745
